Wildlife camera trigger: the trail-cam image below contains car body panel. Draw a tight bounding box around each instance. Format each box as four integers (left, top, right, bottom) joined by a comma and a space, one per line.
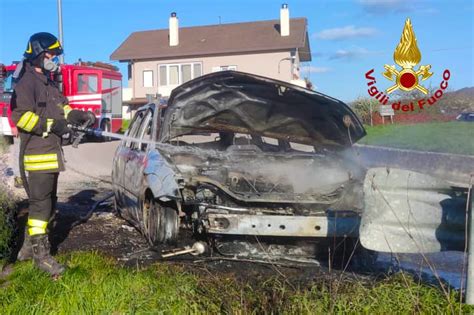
143, 149, 181, 201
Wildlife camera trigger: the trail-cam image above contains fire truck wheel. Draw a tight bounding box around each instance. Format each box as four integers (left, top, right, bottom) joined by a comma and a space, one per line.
100, 120, 112, 142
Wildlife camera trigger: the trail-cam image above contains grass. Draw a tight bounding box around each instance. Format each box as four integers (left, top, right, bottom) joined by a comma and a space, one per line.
359, 122, 474, 155
0, 189, 14, 260
120, 119, 130, 133
1, 252, 196, 314
0, 251, 471, 314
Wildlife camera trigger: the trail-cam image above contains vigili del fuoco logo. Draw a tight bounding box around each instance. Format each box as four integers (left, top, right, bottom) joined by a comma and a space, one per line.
364, 18, 451, 112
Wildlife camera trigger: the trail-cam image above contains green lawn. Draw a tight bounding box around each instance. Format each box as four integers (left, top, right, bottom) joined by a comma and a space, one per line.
359, 122, 474, 155
0, 252, 469, 314
120, 119, 130, 133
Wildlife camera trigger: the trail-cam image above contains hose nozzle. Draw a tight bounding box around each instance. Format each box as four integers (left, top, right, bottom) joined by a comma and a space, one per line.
83, 127, 103, 138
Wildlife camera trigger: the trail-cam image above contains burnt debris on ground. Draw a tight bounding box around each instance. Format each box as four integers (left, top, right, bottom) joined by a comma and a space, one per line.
29, 181, 378, 286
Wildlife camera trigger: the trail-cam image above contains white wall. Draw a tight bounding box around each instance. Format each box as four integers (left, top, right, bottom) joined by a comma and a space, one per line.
130, 51, 296, 98
122, 87, 133, 119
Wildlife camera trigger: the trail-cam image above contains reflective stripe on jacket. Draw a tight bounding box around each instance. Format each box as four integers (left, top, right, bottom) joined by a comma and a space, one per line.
10, 63, 69, 173
24, 153, 59, 171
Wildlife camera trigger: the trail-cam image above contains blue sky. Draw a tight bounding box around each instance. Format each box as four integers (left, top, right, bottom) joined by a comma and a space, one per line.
0, 0, 472, 101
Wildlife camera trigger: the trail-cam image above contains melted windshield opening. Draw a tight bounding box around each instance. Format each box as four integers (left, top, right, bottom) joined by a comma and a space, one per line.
169, 131, 317, 153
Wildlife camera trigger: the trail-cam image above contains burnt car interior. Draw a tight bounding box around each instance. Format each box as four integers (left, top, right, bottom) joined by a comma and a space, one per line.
169, 132, 317, 153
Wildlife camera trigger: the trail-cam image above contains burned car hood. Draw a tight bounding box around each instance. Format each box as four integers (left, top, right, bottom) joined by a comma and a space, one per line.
162, 71, 366, 148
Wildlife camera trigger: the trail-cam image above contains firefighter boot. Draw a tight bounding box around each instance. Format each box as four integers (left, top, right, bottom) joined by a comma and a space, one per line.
31, 234, 65, 276
17, 230, 33, 261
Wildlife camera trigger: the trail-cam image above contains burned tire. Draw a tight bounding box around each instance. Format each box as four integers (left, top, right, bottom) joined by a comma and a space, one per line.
142, 197, 178, 246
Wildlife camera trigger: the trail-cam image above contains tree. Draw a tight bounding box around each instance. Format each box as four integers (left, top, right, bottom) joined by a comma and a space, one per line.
349, 97, 380, 126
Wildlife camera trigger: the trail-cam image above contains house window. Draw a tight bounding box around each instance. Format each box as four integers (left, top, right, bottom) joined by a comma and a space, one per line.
169, 65, 179, 85
212, 65, 237, 72
158, 62, 203, 86
127, 63, 132, 80
193, 63, 202, 77
159, 65, 167, 86
181, 64, 192, 83
143, 70, 154, 87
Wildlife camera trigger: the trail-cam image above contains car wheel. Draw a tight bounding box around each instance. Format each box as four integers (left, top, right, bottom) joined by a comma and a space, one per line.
100, 120, 112, 142
142, 197, 178, 246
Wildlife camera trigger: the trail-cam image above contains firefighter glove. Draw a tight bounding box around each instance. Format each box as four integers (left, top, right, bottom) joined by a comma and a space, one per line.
50, 119, 71, 136
85, 111, 97, 127
67, 110, 94, 126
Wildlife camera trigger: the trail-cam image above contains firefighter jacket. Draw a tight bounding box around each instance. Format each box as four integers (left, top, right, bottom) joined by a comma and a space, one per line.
10, 62, 72, 173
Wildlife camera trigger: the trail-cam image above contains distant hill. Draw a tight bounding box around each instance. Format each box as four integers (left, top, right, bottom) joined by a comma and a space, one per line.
450, 87, 474, 98
437, 86, 474, 114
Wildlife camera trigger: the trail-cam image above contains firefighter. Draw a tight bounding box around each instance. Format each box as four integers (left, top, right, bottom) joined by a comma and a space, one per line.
10, 32, 95, 276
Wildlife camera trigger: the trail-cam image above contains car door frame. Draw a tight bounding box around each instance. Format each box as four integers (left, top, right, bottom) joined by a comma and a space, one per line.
113, 106, 151, 221
123, 105, 156, 223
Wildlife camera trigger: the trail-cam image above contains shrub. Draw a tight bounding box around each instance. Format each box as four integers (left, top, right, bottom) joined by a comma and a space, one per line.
0, 189, 15, 260
350, 97, 380, 125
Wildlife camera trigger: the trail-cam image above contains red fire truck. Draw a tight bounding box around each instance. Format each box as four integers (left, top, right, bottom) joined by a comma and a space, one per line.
0, 64, 16, 144
0, 61, 123, 143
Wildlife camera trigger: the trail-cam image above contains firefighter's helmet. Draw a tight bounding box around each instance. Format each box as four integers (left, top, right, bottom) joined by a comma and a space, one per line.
24, 32, 63, 60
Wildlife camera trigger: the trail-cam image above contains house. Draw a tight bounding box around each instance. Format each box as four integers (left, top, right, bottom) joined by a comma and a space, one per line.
111, 4, 311, 105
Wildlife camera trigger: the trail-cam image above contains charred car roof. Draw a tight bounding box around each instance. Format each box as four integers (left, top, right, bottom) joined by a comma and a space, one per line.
161, 71, 365, 148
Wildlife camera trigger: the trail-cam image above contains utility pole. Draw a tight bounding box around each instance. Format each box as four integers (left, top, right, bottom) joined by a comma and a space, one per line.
57, 0, 64, 64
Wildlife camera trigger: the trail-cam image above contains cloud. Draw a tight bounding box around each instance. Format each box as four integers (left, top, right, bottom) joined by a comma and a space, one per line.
300, 66, 332, 73
329, 47, 374, 60
358, 0, 414, 14
313, 25, 378, 40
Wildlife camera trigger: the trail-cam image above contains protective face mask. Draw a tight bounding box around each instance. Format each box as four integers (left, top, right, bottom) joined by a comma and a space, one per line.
43, 56, 60, 72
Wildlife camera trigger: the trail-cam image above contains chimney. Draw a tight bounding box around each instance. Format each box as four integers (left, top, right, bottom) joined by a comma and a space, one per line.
280, 4, 290, 37
169, 12, 179, 46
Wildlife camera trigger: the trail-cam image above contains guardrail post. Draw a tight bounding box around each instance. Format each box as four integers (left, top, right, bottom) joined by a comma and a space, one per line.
466, 186, 474, 304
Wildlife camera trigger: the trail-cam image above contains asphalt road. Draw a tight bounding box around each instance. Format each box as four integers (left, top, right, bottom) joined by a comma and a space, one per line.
60, 140, 119, 185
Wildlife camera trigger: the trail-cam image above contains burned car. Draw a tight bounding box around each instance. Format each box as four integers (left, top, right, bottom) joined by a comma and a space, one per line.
112, 71, 469, 263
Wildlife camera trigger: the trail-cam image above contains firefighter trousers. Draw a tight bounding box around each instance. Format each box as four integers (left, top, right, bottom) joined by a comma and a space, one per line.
28, 172, 59, 233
